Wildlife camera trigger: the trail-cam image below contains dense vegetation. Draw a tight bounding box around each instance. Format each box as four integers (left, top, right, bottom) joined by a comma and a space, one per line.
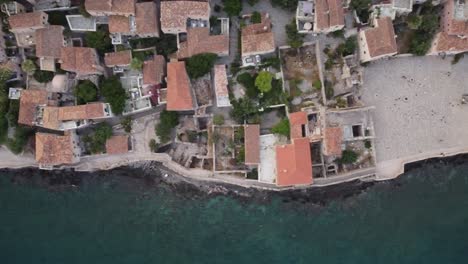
350, 0, 371, 23
271, 118, 290, 137
83, 123, 113, 154
255, 71, 273, 93
223, 0, 242, 17
85, 28, 112, 55
129, 35, 177, 58
75, 80, 98, 104
270, 0, 298, 11
340, 149, 359, 164
156, 110, 179, 143
185, 53, 217, 79
408, 3, 440, 56
33, 70, 54, 83
100, 77, 127, 115
286, 20, 304, 48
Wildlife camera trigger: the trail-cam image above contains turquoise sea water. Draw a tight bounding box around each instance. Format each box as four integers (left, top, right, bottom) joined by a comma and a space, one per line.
1, 162, 468, 263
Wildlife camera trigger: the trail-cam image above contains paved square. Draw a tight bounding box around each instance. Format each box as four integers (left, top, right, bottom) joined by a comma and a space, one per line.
361, 56, 468, 162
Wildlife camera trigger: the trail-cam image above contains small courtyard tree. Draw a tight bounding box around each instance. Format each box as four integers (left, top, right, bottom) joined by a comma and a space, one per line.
186, 53, 217, 79
130, 57, 143, 70
75, 80, 97, 104
407, 14, 422, 30
286, 19, 304, 48
255, 71, 273, 93
21, 60, 36, 75
100, 76, 127, 115
223, 0, 242, 17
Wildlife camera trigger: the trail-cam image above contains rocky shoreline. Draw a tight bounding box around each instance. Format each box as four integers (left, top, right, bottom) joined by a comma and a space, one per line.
1, 153, 467, 206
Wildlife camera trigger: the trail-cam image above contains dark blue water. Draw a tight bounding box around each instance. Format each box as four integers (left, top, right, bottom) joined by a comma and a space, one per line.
1, 162, 468, 263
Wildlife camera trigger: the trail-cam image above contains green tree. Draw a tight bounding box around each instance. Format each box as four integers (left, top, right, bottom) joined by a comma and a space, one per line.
223, 0, 242, 17
271, 118, 290, 137
121, 116, 132, 133
156, 110, 179, 143
251, 11, 261, 24
286, 20, 304, 48
350, 0, 371, 23
230, 98, 258, 123
255, 71, 273, 93
237, 72, 258, 97
337, 37, 357, 56
270, 0, 298, 11
75, 80, 98, 104
6, 100, 19, 127
21, 59, 36, 75
149, 139, 158, 152
213, 114, 225, 125
33, 70, 54, 83
100, 77, 127, 115
186, 53, 217, 79
340, 149, 359, 164
407, 14, 422, 30
85, 29, 112, 54
7, 126, 33, 154
130, 57, 143, 70
88, 123, 113, 154
0, 68, 12, 83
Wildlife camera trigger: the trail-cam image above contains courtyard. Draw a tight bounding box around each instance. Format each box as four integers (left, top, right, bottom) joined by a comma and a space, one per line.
361, 56, 468, 172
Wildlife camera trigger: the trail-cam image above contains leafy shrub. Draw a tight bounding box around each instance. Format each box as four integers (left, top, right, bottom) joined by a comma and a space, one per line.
271, 118, 290, 137
340, 149, 359, 164
87, 123, 113, 154
121, 116, 132, 133
186, 53, 217, 79
286, 19, 304, 48
237, 72, 258, 97
251, 11, 261, 24
75, 80, 97, 104
100, 77, 127, 115
156, 110, 179, 143
255, 71, 273, 93
85, 29, 112, 55
223, 0, 242, 17
33, 70, 54, 83
213, 114, 225, 125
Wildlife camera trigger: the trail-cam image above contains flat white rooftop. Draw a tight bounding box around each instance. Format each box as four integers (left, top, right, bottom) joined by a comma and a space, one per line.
258, 134, 278, 184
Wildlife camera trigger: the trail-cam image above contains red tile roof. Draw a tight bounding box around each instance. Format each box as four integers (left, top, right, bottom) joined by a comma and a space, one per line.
108, 15, 131, 33
35, 25, 64, 59
57, 103, 106, 120
433, 0, 468, 53
177, 27, 229, 59
18, 89, 49, 126
289, 111, 307, 139
160, 1, 210, 32
276, 138, 313, 186
9, 11, 47, 30
214, 64, 228, 96
244, 124, 260, 165
362, 17, 397, 58
106, 135, 129, 154
135, 1, 159, 36
143, 55, 166, 85
323, 127, 343, 156
166, 61, 194, 111
314, 0, 345, 31
241, 13, 275, 56
35, 132, 77, 165
104, 50, 132, 67
60, 47, 101, 75
85, 0, 135, 15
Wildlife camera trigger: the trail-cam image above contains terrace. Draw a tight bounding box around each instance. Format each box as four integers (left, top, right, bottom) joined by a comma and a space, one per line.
66, 15, 97, 32
120, 74, 152, 115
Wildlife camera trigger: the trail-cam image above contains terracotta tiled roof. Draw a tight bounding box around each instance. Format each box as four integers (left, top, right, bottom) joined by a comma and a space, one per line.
433, 32, 468, 53
35, 132, 77, 165
35, 25, 64, 59
104, 50, 132, 67
9, 11, 47, 30
85, 0, 135, 15
166, 61, 194, 111
60, 47, 101, 74
56, 103, 106, 120
244, 124, 260, 165
289, 111, 308, 139
323, 127, 343, 156
160, 1, 210, 32
143, 55, 166, 85
18, 89, 48, 126
177, 27, 229, 59
135, 1, 159, 36
106, 135, 129, 154
363, 17, 397, 58
241, 13, 275, 56
442, 0, 468, 36
276, 138, 313, 186
108, 15, 131, 33
214, 64, 228, 97
314, 0, 345, 31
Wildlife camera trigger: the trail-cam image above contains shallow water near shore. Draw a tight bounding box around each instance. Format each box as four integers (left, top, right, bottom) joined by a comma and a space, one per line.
1, 162, 468, 263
